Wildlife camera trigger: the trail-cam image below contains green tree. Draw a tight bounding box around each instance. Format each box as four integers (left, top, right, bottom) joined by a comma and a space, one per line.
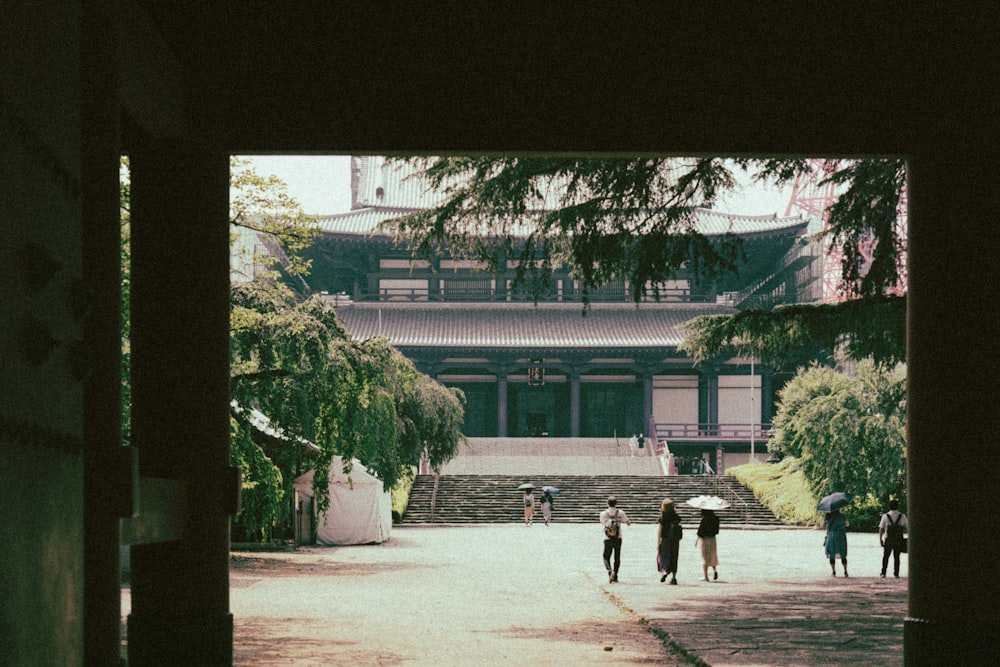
384, 156, 907, 365
122, 158, 464, 540
230, 284, 465, 526
229, 156, 320, 278
769, 362, 906, 505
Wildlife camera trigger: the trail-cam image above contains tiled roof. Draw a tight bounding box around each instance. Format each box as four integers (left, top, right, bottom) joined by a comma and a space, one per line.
347, 156, 809, 236
333, 302, 734, 349
317, 206, 807, 240
355, 156, 452, 210
316, 206, 417, 236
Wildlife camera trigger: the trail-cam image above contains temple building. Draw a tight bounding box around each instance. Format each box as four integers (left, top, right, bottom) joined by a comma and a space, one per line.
299, 157, 821, 470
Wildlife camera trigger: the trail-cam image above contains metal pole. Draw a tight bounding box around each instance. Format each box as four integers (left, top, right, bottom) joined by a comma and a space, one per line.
750, 357, 755, 461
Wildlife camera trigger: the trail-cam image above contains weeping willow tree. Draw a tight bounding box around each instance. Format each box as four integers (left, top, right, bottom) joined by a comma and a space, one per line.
123, 157, 464, 541
229, 283, 465, 537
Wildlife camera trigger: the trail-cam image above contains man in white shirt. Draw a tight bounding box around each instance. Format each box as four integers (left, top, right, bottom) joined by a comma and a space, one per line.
878, 499, 909, 578
600, 495, 632, 583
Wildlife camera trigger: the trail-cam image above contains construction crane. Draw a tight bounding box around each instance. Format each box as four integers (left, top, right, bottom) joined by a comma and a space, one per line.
784, 158, 907, 302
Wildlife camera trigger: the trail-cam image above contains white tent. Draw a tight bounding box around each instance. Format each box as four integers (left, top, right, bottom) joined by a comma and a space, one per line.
292, 457, 392, 545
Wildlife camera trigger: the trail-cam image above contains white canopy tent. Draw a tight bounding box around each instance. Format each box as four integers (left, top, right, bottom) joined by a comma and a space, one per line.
293, 457, 392, 545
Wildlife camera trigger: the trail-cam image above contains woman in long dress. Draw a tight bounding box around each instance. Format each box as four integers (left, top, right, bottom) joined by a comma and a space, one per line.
657, 498, 683, 584
824, 509, 849, 576
695, 508, 720, 581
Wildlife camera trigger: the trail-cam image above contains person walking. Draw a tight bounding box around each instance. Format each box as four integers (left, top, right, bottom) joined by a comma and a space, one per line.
695, 508, 720, 581
878, 499, 909, 578
824, 509, 849, 576
540, 489, 554, 526
522, 488, 535, 527
600, 495, 632, 583
657, 498, 683, 584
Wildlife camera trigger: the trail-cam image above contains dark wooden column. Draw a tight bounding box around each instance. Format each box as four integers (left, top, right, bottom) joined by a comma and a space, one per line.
497, 368, 508, 437
81, 3, 127, 662
641, 371, 653, 437
759, 366, 773, 425
127, 147, 234, 665
699, 366, 719, 436
569, 368, 581, 437
905, 154, 1000, 664
429, 255, 441, 299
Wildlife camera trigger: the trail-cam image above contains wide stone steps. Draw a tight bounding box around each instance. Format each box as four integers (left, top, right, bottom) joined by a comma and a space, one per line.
403, 474, 782, 526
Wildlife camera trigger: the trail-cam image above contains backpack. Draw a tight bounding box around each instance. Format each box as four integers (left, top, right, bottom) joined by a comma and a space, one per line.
886, 513, 905, 540
604, 509, 621, 538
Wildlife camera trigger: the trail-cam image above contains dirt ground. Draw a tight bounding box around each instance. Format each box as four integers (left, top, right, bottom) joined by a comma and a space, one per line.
122, 523, 907, 665
124, 524, 691, 665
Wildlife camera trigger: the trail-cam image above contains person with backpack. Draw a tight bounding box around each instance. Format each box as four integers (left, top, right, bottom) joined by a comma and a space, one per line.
878, 498, 909, 578
600, 495, 632, 583
657, 498, 683, 584
522, 487, 535, 527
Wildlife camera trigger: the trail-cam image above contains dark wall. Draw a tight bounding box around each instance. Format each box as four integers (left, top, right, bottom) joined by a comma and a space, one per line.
446, 382, 498, 437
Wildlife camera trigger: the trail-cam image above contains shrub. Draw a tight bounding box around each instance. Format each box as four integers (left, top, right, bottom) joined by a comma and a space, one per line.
728, 458, 822, 526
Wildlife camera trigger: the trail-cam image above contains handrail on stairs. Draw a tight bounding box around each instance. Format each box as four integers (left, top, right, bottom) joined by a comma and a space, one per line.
711, 475, 750, 523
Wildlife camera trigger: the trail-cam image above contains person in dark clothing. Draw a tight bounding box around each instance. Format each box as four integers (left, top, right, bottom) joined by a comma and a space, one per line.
695, 508, 720, 581
878, 499, 909, 578
657, 498, 683, 584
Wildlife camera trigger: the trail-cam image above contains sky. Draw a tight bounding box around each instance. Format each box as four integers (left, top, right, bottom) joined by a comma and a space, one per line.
244, 155, 354, 215
243, 155, 795, 218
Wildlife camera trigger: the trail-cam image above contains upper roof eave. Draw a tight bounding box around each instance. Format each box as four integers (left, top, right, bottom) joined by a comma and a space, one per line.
316, 206, 809, 240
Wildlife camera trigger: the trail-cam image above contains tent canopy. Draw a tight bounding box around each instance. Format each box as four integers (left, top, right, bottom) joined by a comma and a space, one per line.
293, 457, 392, 545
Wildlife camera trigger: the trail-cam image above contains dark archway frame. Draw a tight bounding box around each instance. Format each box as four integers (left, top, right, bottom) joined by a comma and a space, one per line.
81, 5, 997, 665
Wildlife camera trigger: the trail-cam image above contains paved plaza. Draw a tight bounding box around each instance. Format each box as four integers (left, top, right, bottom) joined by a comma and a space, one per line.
123, 523, 907, 665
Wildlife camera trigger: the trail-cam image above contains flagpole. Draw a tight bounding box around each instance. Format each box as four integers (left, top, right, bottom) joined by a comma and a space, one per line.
750, 357, 756, 462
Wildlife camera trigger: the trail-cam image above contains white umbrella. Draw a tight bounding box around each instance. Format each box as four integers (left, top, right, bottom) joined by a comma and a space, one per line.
685, 495, 731, 510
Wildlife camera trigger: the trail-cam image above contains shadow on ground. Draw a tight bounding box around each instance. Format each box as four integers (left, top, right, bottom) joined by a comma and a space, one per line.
234, 618, 407, 666
641, 578, 905, 667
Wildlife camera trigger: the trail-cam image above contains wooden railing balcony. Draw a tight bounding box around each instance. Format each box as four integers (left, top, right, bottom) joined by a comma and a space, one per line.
356, 284, 716, 303
653, 422, 774, 442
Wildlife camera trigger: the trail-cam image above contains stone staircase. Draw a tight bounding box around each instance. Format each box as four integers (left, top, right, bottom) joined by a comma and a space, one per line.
403, 474, 782, 526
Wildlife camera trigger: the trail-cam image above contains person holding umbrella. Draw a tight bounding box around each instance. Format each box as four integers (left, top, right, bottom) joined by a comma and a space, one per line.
686, 495, 728, 581
519, 483, 535, 526
819, 492, 853, 577
540, 486, 558, 526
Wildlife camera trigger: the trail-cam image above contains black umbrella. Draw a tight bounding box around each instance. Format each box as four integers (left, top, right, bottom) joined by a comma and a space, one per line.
817, 491, 853, 513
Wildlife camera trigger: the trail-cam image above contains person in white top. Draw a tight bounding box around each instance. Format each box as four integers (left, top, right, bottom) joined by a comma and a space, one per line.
600, 495, 632, 583
878, 499, 909, 578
